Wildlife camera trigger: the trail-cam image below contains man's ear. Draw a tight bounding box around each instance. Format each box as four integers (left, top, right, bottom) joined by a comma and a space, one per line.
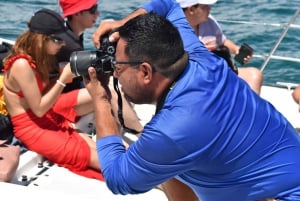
139, 62, 153, 84
186, 6, 196, 14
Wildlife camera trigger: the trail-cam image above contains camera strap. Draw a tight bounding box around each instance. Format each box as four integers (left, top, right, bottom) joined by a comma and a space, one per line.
113, 77, 141, 135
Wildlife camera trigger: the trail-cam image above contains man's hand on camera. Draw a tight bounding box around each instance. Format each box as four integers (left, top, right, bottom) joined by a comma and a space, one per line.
84, 67, 119, 137
93, 20, 122, 48
93, 8, 147, 48
83, 67, 110, 100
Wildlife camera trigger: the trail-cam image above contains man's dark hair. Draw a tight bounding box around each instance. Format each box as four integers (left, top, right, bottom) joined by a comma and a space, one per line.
118, 13, 186, 79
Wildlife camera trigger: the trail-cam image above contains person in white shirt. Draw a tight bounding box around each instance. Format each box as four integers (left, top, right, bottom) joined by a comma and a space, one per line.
177, 0, 263, 94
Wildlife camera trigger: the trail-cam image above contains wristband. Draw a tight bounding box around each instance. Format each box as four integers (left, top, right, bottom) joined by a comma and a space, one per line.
56, 80, 66, 87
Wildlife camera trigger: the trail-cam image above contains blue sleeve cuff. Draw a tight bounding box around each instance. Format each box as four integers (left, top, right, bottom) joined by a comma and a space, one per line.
96, 135, 123, 148
96, 135, 125, 174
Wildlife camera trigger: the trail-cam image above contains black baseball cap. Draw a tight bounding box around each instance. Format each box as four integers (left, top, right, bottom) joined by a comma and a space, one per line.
28, 8, 67, 38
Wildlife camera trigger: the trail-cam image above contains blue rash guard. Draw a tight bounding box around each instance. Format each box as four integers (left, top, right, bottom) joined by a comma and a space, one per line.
96, 0, 300, 200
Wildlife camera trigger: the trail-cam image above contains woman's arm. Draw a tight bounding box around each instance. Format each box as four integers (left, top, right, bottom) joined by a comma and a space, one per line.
12, 59, 72, 117
223, 39, 239, 55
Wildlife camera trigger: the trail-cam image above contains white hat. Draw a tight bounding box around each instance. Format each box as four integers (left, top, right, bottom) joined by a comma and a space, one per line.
177, 0, 217, 8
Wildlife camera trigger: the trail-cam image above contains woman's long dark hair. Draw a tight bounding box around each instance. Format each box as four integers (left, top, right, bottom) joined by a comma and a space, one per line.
4, 31, 57, 84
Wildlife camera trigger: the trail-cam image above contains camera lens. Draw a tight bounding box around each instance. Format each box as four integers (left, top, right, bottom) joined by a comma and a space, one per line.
69, 33, 116, 76
70, 51, 97, 76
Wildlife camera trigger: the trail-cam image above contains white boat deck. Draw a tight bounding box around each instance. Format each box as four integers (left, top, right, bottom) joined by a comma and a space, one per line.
260, 84, 300, 129
2, 171, 167, 201
2, 104, 166, 201
3, 151, 167, 201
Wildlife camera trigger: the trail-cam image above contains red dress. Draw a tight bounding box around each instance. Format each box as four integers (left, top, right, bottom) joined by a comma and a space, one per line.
4, 54, 103, 181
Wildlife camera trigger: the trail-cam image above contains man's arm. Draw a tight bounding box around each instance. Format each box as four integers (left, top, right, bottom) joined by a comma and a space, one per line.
87, 1, 202, 199
92, 8, 147, 48
93, 0, 180, 47
223, 39, 239, 55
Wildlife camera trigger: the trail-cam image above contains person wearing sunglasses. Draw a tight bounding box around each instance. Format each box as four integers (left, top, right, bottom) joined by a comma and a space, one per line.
2, 8, 104, 181
58, 0, 143, 136
56, 0, 99, 93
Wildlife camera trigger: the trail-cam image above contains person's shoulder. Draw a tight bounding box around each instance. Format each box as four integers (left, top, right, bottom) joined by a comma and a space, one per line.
56, 29, 83, 62
62, 29, 82, 44
207, 14, 218, 24
199, 15, 219, 32
4, 54, 36, 71
8, 57, 36, 74
203, 14, 222, 30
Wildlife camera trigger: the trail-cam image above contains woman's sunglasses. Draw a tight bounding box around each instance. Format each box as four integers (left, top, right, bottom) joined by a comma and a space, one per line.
83, 4, 98, 14
48, 35, 64, 44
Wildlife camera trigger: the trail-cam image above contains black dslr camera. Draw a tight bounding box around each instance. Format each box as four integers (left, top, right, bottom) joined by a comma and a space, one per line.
70, 34, 116, 76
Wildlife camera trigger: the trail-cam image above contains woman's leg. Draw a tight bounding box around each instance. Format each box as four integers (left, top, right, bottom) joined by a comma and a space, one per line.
238, 67, 263, 95
159, 178, 199, 201
74, 83, 143, 134
78, 133, 100, 170
74, 88, 94, 116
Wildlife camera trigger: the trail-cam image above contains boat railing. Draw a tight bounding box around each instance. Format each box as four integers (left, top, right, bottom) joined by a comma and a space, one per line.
259, 8, 300, 72
0, 38, 15, 45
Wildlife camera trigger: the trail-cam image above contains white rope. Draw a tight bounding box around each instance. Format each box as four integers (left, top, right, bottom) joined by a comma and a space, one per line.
253, 54, 300, 63
218, 19, 300, 29
275, 82, 299, 90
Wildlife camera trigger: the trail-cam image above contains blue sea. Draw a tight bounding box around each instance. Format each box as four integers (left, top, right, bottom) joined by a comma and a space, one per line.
0, 0, 299, 84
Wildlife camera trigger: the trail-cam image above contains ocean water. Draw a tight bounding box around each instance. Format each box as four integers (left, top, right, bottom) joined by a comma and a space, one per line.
0, 0, 299, 84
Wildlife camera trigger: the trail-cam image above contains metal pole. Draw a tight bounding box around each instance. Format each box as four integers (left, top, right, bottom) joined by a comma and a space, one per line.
260, 8, 300, 72
56, 0, 60, 13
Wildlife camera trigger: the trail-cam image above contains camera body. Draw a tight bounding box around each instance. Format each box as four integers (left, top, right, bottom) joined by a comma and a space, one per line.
70, 34, 116, 76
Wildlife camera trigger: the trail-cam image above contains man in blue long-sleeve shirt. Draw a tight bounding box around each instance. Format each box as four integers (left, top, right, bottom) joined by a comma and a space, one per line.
85, 0, 300, 200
